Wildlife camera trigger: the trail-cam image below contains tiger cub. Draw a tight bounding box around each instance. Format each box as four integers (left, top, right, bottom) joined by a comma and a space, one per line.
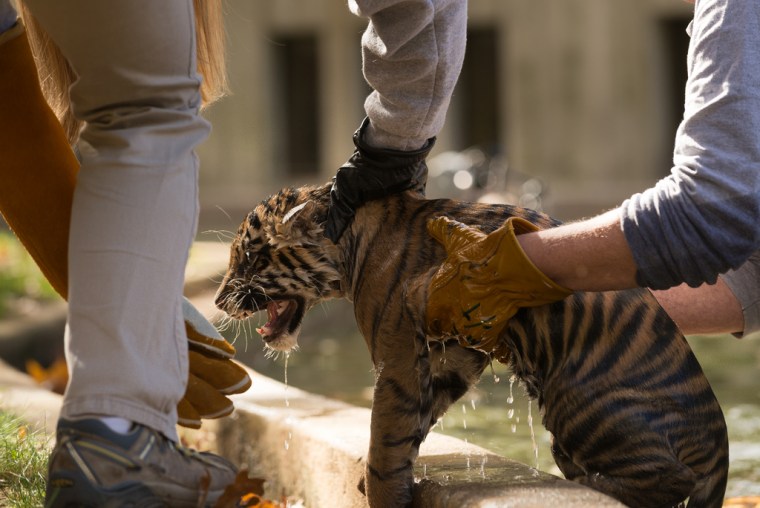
215, 182, 728, 508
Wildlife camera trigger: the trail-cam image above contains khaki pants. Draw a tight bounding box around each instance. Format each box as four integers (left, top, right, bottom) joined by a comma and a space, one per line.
23, 0, 208, 440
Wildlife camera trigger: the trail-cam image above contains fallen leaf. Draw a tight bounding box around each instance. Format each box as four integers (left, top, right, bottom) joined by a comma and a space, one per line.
213, 469, 281, 508
26, 356, 68, 394
724, 497, 760, 508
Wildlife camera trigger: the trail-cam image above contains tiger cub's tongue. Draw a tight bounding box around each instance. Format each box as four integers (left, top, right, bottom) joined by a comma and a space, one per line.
256, 301, 288, 337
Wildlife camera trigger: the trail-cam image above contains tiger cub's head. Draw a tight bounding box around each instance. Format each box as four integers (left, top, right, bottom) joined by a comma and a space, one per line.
214, 184, 342, 352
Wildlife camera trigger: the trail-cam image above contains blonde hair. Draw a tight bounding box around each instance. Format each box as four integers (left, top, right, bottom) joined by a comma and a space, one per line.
19, 0, 228, 145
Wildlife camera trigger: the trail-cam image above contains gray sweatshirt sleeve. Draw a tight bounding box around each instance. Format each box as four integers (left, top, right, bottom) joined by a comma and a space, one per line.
721, 250, 760, 337
349, 0, 467, 151
620, 0, 760, 290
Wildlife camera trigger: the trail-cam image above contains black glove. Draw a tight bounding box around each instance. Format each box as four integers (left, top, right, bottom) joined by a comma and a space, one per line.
325, 117, 435, 243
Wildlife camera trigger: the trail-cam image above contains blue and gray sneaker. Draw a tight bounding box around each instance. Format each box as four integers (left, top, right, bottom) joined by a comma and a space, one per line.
44, 418, 237, 507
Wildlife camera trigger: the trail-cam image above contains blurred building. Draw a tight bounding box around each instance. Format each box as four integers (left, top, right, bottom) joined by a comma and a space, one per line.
196, 0, 694, 232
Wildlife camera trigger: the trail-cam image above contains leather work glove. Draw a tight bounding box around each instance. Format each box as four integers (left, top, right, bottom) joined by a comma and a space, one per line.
180, 298, 252, 429
325, 117, 435, 243
426, 216, 573, 359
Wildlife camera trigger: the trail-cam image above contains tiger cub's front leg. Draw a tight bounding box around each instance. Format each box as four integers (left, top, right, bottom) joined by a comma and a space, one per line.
364, 335, 488, 507
364, 327, 433, 507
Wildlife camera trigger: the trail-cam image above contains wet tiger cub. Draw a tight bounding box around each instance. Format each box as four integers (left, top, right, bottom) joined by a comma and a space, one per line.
215, 182, 729, 508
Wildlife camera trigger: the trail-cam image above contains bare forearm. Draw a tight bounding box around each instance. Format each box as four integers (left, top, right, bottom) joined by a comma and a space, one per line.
652, 280, 743, 335
518, 209, 639, 292
519, 209, 745, 335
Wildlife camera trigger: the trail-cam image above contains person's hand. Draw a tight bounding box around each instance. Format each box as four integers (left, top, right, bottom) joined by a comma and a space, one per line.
179, 298, 252, 429
324, 117, 435, 243
426, 217, 573, 356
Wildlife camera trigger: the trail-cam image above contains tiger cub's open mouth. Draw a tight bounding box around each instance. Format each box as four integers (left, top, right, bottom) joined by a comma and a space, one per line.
255, 298, 306, 351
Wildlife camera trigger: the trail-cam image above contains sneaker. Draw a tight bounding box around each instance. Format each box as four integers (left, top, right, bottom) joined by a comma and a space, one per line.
44, 418, 237, 508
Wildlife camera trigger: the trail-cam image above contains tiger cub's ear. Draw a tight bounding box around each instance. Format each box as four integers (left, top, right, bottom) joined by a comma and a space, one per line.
271, 200, 319, 246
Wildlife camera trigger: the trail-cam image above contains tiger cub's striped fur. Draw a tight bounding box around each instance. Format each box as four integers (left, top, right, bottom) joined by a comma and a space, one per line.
215, 182, 728, 508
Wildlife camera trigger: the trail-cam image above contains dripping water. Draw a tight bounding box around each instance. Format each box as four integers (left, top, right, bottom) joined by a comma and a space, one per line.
489, 360, 500, 384
284, 352, 291, 451
508, 375, 517, 433
284, 352, 290, 407
528, 400, 539, 469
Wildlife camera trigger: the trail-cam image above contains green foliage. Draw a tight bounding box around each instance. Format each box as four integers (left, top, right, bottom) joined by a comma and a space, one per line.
0, 411, 50, 508
0, 231, 59, 319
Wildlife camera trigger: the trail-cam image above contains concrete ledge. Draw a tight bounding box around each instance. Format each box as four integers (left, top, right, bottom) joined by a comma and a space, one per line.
0, 358, 624, 507
218, 368, 624, 508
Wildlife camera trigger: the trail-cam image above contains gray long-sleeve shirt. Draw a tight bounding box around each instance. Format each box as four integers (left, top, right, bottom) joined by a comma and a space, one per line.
620, 0, 760, 290
350, 0, 467, 151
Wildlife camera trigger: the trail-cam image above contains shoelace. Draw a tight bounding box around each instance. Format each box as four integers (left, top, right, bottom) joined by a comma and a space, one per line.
164, 437, 221, 468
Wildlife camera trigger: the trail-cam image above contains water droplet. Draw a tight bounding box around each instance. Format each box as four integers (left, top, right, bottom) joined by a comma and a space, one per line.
489, 361, 500, 383
528, 400, 539, 469
284, 352, 290, 408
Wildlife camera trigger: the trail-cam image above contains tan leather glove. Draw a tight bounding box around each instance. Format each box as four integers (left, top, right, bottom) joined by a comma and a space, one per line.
180, 298, 252, 429
426, 216, 573, 357
0, 24, 251, 429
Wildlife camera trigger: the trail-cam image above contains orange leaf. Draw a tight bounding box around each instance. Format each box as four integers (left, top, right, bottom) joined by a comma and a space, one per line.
213, 469, 279, 508
724, 497, 760, 508
25, 356, 68, 394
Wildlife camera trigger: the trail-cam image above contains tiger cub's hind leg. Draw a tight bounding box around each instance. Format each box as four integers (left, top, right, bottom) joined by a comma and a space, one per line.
574, 458, 696, 508
547, 436, 679, 506
547, 401, 697, 507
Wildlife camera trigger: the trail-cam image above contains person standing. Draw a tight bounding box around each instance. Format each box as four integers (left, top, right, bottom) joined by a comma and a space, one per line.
0, 1, 237, 505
